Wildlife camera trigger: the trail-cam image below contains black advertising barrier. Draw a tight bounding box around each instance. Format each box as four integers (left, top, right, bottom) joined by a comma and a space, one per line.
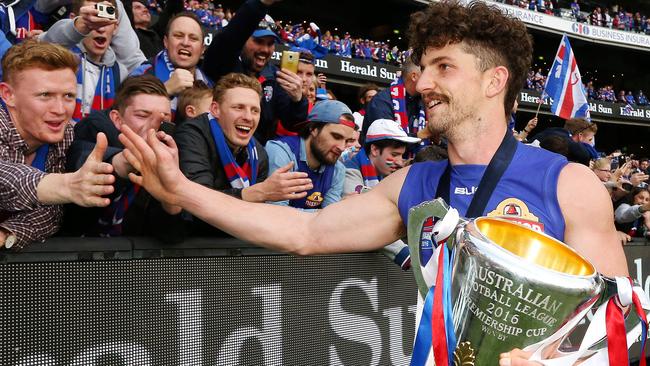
518, 89, 650, 125
1, 237, 648, 365
202, 32, 402, 86
269, 44, 401, 85
0, 237, 417, 366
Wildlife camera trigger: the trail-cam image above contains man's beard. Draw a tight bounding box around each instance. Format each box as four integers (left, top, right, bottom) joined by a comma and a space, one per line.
241, 52, 265, 73
422, 92, 477, 142
310, 136, 338, 166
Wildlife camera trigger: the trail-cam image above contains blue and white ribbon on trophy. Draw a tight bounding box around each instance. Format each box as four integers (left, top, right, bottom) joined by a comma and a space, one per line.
410, 208, 459, 366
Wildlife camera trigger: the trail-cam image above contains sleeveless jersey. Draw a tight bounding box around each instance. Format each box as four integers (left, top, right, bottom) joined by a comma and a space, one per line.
398, 143, 568, 240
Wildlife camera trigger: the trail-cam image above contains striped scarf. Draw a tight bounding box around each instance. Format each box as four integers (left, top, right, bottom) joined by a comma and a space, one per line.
71, 46, 117, 123
0, 1, 44, 42
208, 114, 258, 189
354, 148, 380, 187
151, 49, 213, 117
390, 77, 426, 135
97, 184, 141, 237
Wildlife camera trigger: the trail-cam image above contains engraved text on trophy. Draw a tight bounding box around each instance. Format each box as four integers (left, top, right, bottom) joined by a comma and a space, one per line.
460, 264, 563, 342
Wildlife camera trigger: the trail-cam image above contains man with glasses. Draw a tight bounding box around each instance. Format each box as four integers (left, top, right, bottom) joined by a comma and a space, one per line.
202, 0, 308, 144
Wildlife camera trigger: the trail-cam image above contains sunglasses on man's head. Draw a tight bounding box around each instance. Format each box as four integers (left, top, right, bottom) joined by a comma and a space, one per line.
257, 19, 278, 33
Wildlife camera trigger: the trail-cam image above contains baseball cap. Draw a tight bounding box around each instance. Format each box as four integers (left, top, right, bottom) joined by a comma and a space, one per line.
252, 15, 281, 42
315, 88, 329, 101
308, 100, 356, 129
365, 119, 421, 144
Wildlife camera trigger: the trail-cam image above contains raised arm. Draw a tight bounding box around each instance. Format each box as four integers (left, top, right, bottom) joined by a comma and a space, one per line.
119, 126, 405, 255
203, 0, 270, 81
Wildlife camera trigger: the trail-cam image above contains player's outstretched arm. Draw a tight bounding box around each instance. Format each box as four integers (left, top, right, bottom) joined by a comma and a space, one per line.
119, 125, 406, 255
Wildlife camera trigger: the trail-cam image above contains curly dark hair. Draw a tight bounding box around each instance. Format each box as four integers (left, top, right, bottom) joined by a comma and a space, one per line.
408, 0, 532, 118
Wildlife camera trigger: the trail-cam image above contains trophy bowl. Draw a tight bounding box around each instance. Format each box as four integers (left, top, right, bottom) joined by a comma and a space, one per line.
450, 217, 604, 365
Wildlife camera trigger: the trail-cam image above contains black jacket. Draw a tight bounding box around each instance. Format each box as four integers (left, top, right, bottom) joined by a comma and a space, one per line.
202, 0, 308, 144
61, 110, 185, 243
532, 127, 591, 166
174, 113, 269, 236
124, 0, 184, 59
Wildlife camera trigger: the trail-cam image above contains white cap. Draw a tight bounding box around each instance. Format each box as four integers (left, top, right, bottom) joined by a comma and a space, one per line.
365, 119, 421, 144
352, 112, 364, 130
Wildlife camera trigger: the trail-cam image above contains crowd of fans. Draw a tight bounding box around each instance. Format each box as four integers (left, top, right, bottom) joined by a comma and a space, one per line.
495, 0, 562, 16
580, 2, 650, 34
183, 0, 409, 64
525, 68, 650, 106
514, 117, 650, 245
590, 155, 650, 241
0, 0, 645, 256
0, 0, 413, 267
185, 0, 232, 30
495, 0, 650, 35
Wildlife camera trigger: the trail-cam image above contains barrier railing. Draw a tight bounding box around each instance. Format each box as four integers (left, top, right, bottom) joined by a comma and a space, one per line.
1, 237, 648, 365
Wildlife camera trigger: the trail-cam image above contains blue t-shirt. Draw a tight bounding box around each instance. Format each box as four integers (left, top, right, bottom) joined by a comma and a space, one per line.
398, 143, 568, 241
266, 136, 345, 209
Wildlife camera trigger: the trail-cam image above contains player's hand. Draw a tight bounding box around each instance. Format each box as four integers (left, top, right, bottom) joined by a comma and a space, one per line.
499, 349, 542, 366
119, 126, 186, 206
276, 69, 303, 102
165, 69, 194, 96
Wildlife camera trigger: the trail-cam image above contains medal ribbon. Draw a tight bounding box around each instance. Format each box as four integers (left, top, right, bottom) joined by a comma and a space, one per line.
410, 208, 460, 366
632, 291, 648, 366
410, 284, 435, 366
431, 245, 449, 366
605, 297, 628, 365
443, 245, 457, 364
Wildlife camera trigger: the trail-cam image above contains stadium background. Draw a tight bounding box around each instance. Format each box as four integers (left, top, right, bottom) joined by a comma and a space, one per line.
4, 1, 650, 365
213, 0, 650, 156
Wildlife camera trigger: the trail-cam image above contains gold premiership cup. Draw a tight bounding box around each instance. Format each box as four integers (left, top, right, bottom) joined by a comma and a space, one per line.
450, 217, 603, 364
407, 200, 604, 365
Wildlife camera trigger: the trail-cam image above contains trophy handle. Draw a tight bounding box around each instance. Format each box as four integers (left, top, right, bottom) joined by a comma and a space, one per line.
407, 198, 464, 299
556, 276, 630, 352
530, 276, 650, 365
406, 198, 456, 298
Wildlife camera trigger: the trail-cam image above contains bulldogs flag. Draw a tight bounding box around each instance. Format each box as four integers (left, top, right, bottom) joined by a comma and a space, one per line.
543, 34, 590, 120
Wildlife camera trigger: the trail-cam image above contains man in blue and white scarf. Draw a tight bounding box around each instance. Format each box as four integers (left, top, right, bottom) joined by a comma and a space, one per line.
132, 12, 212, 120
